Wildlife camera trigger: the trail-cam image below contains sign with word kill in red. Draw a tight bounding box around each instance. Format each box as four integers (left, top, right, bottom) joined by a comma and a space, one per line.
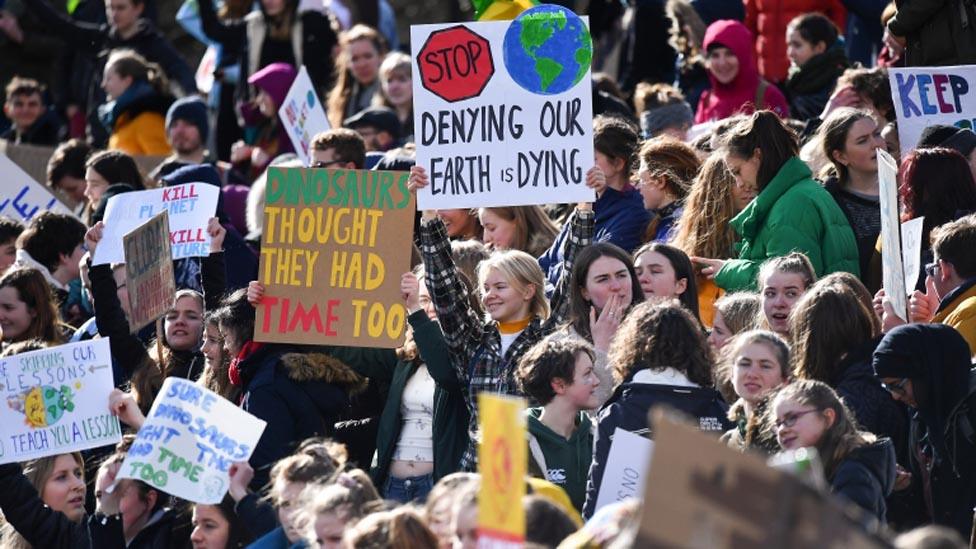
92, 183, 220, 266
411, 4, 595, 209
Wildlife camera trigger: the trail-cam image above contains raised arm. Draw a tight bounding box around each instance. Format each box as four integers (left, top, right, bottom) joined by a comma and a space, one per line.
402, 275, 461, 392
196, 0, 247, 47
545, 205, 595, 332
0, 463, 95, 548
201, 218, 228, 312
22, 0, 105, 50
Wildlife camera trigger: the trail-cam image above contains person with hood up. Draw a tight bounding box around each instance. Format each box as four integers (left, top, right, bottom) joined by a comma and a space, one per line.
230, 62, 296, 181
873, 324, 976, 538
695, 19, 789, 123
98, 49, 174, 155
24, 0, 196, 147
196, 0, 339, 106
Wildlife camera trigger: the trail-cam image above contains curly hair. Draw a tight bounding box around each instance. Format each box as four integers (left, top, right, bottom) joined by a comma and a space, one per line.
516, 335, 595, 405
608, 300, 712, 386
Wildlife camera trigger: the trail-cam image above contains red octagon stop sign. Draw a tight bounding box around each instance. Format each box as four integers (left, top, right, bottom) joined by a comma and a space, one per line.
416, 25, 494, 103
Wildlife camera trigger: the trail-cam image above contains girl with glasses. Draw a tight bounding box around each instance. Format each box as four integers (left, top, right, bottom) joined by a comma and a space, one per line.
771, 379, 895, 522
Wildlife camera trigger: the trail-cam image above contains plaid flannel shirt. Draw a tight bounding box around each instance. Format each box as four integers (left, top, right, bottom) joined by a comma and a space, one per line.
419, 209, 595, 471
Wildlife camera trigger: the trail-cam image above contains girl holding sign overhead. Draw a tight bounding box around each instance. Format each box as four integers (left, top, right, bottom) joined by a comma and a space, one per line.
409, 165, 598, 471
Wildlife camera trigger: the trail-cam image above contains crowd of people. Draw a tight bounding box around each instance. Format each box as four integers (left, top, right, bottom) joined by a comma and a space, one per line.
0, 0, 974, 547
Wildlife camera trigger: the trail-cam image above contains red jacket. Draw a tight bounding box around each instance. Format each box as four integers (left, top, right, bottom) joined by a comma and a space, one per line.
745, 0, 846, 83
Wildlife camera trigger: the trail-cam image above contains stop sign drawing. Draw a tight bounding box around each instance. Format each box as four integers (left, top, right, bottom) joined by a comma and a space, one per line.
416, 25, 494, 103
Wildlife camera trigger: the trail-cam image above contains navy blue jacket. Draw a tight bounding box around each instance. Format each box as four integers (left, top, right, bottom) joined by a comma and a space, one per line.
582, 371, 732, 519
539, 185, 650, 290
831, 438, 896, 522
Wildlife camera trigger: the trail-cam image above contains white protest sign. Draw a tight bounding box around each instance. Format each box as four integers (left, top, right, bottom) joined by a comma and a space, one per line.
279, 66, 331, 167
92, 183, 220, 265
119, 377, 266, 504
878, 148, 908, 322
412, 5, 596, 209
0, 152, 74, 223
0, 339, 119, 464
901, 216, 925, 297
888, 65, 976, 157
594, 428, 654, 513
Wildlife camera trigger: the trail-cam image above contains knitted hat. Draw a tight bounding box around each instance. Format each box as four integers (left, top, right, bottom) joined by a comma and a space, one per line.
166, 96, 210, 143
248, 63, 298, 109
916, 124, 976, 157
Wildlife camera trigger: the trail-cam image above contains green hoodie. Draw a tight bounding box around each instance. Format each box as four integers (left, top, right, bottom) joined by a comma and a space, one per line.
526, 407, 593, 511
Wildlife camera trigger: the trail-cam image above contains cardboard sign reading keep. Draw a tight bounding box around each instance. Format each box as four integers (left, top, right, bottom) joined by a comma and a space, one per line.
124, 211, 176, 333
888, 64, 976, 157
0, 339, 119, 464
255, 167, 415, 348
119, 378, 266, 504
93, 183, 220, 265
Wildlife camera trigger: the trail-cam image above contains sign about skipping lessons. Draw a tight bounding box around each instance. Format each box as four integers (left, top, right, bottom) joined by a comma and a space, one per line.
279, 65, 331, 167
119, 377, 266, 504
124, 211, 177, 333
255, 167, 415, 348
92, 183, 220, 266
888, 64, 976, 157
0, 339, 119, 464
411, 4, 596, 209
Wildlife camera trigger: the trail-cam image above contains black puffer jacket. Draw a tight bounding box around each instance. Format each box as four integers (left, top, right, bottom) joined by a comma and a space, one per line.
237, 345, 368, 490
889, 0, 976, 67
830, 438, 896, 522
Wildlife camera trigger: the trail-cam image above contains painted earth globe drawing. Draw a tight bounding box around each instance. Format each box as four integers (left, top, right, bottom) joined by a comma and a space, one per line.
502, 4, 593, 95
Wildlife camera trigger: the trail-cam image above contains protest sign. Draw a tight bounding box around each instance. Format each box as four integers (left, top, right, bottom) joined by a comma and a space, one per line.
0, 339, 119, 464
477, 393, 526, 547
0, 148, 74, 222
593, 428, 654, 513
92, 183, 220, 265
0, 141, 55, 187
279, 66, 331, 167
124, 211, 176, 333
901, 216, 925, 297
119, 377, 266, 504
888, 65, 976, 157
255, 167, 415, 348
877, 148, 909, 322
411, 5, 596, 209
638, 408, 890, 549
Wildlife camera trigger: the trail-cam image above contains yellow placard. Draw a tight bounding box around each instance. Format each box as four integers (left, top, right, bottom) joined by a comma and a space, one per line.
477, 393, 526, 545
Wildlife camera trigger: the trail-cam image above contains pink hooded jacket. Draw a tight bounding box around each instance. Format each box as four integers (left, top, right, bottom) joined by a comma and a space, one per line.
695, 20, 790, 123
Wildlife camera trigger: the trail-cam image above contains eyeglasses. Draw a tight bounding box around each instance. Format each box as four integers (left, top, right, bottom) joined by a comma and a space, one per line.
924, 262, 940, 278
774, 408, 820, 430
882, 378, 910, 395
311, 159, 345, 168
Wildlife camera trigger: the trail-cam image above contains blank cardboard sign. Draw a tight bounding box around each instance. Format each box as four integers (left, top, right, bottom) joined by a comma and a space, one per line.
638, 408, 890, 549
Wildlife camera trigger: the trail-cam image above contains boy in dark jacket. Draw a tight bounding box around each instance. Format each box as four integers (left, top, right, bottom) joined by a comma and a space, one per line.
516, 335, 601, 512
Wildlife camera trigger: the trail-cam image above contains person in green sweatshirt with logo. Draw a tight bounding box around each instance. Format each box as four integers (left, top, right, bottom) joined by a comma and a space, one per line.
516, 335, 601, 512
692, 110, 860, 292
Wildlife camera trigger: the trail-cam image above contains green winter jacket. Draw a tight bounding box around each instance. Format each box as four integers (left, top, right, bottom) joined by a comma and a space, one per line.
715, 157, 860, 292
370, 310, 469, 488
526, 408, 594, 512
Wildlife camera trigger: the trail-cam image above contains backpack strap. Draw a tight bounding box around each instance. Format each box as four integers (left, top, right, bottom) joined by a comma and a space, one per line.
754, 79, 769, 110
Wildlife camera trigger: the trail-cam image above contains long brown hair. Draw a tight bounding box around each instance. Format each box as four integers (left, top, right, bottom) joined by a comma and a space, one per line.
789, 280, 876, 383
479, 205, 559, 258
818, 107, 876, 184
0, 268, 62, 344
608, 300, 713, 386
0, 453, 85, 549
327, 25, 387, 126
721, 111, 799, 191
567, 243, 643, 341
105, 49, 170, 96
771, 380, 875, 479
671, 154, 739, 260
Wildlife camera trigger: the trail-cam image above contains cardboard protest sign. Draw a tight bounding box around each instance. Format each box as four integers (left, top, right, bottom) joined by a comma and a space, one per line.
0, 149, 74, 222
638, 408, 890, 548
593, 428, 654, 513
0, 141, 55, 186
477, 393, 526, 546
254, 167, 415, 348
119, 377, 266, 504
279, 66, 331, 167
888, 65, 976, 157
0, 339, 119, 464
901, 216, 925, 297
124, 211, 176, 333
411, 4, 596, 209
878, 148, 909, 322
93, 183, 220, 265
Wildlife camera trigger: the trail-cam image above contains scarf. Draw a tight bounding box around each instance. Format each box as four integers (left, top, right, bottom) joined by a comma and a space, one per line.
228, 341, 266, 389
97, 79, 154, 131
785, 41, 849, 96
